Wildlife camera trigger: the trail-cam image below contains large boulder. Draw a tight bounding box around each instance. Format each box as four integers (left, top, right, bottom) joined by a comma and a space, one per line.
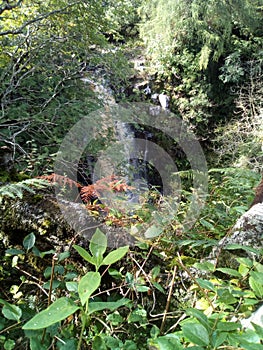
0, 187, 134, 251
207, 176, 263, 268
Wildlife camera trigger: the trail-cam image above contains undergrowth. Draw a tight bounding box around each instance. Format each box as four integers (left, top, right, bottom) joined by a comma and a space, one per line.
0, 168, 262, 349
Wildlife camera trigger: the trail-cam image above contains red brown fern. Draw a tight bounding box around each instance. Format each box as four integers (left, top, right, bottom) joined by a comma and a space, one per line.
39, 173, 133, 204
80, 175, 134, 204
38, 174, 81, 189
38, 173, 140, 227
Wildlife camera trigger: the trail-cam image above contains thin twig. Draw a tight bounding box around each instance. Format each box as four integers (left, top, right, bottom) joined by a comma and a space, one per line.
42, 253, 58, 344
176, 252, 215, 311
160, 265, 177, 335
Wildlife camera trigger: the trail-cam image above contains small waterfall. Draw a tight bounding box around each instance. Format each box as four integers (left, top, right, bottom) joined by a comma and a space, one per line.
80, 72, 152, 200
115, 122, 150, 202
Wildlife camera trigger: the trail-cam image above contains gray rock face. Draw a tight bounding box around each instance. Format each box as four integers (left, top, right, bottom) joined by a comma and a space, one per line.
208, 203, 263, 267
240, 304, 263, 330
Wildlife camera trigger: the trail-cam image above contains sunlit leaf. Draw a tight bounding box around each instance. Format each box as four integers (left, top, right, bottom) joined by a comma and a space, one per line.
22, 297, 79, 329
249, 276, 263, 298
89, 228, 107, 258
144, 225, 163, 238
73, 245, 95, 265
216, 268, 241, 277
78, 272, 101, 306
101, 246, 129, 266
182, 322, 210, 346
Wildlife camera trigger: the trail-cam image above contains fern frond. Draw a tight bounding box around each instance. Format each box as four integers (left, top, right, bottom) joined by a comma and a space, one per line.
0, 178, 49, 202
38, 174, 81, 188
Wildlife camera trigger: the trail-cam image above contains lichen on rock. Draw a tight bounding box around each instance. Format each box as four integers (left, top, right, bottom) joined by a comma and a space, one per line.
207, 203, 263, 268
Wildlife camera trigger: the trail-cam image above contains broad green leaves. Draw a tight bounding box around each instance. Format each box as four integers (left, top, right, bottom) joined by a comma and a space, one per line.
148, 334, 183, 350
23, 298, 79, 330
73, 228, 129, 271
22, 228, 129, 341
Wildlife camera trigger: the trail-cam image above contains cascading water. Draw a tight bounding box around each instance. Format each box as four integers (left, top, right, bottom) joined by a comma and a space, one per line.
114, 121, 150, 203
79, 69, 163, 201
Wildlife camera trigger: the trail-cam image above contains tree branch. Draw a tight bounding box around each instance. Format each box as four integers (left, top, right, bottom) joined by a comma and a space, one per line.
0, 1, 82, 36
0, 0, 23, 15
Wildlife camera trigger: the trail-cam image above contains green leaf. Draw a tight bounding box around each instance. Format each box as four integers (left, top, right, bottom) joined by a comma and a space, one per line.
236, 258, 253, 268
250, 271, 263, 285
104, 336, 121, 349
249, 276, 263, 298
108, 268, 123, 279
23, 233, 36, 250
196, 278, 215, 292
57, 339, 78, 350
123, 340, 137, 350
92, 335, 107, 350
128, 308, 148, 324
217, 321, 240, 331
66, 281, 78, 292
88, 298, 130, 315
148, 333, 183, 349
150, 325, 160, 339
144, 225, 163, 238
200, 218, 214, 230
136, 285, 149, 292
4, 339, 15, 350
251, 322, 263, 338
78, 272, 101, 306
152, 281, 166, 294
182, 322, 210, 346
216, 268, 242, 277
0, 299, 22, 321
5, 248, 24, 256
185, 308, 210, 331
73, 245, 95, 265
217, 289, 237, 304
211, 331, 227, 348
101, 246, 129, 266
89, 228, 107, 258
22, 297, 79, 329
58, 251, 70, 262
193, 262, 215, 272
225, 244, 260, 255
106, 311, 124, 325
43, 280, 60, 290
24, 329, 50, 350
